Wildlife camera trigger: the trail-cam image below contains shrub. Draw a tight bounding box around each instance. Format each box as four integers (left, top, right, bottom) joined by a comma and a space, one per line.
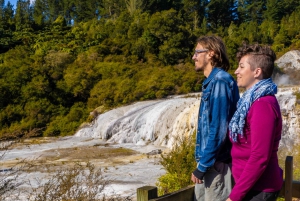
28, 162, 108, 201
156, 132, 196, 195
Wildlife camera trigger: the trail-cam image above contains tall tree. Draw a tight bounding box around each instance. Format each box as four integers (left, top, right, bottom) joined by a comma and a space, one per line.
3, 1, 14, 26
281, 0, 300, 16
144, 0, 178, 13
0, 1, 15, 53
206, 0, 237, 29
15, 0, 33, 31
148, 9, 191, 65
33, 0, 46, 27
0, 0, 4, 29
179, 0, 207, 31
71, 0, 100, 23
47, 0, 63, 23
237, 0, 266, 24
125, 0, 144, 15
259, 19, 279, 44
100, 0, 125, 19
263, 0, 282, 22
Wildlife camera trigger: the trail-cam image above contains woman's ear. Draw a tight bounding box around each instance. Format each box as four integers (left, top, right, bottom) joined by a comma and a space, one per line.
254, 67, 263, 79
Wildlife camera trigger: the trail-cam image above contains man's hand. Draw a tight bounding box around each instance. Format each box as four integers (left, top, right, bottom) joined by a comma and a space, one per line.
191, 173, 203, 184
191, 168, 205, 184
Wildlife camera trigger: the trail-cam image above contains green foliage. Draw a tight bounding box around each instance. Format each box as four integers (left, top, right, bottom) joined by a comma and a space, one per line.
125, 0, 144, 15
156, 132, 196, 195
44, 102, 88, 137
237, 0, 266, 24
206, 0, 236, 30
87, 62, 202, 109
1, 0, 300, 138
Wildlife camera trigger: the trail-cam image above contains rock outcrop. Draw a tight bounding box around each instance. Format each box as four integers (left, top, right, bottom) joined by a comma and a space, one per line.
75, 87, 300, 149
277, 87, 300, 148
275, 50, 300, 70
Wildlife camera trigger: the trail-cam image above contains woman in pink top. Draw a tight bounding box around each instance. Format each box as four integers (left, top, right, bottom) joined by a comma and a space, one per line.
226, 44, 283, 201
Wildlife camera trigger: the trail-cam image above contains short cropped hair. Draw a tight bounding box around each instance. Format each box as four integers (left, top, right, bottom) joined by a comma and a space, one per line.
236, 43, 276, 79
197, 35, 230, 71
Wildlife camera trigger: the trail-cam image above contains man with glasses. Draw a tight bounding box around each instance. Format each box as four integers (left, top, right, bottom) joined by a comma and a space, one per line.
191, 35, 240, 201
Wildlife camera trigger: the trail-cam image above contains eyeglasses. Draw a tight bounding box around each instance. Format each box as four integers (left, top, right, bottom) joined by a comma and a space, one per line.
194, 49, 208, 57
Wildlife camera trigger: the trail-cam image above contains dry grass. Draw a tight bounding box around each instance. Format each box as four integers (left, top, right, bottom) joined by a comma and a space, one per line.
41, 146, 137, 160
27, 162, 110, 201
17, 145, 146, 176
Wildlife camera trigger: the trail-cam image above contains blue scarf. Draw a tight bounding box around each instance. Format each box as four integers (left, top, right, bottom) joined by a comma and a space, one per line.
229, 78, 277, 142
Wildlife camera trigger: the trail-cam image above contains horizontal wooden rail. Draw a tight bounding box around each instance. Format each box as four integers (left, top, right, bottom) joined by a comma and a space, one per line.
137, 185, 194, 201
137, 156, 299, 201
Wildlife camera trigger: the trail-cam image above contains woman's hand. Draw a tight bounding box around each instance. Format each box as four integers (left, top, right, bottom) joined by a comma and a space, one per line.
226, 198, 232, 201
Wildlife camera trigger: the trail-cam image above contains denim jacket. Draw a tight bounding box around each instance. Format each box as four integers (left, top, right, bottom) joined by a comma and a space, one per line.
195, 67, 240, 172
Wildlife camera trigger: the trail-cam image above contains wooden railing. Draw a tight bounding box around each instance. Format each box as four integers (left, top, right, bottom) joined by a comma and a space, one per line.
137, 156, 300, 201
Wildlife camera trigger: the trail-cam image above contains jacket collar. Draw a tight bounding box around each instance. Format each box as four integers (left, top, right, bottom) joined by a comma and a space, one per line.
203, 67, 222, 87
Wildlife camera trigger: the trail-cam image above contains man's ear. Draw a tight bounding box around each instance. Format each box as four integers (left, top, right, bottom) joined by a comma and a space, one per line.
207, 51, 214, 59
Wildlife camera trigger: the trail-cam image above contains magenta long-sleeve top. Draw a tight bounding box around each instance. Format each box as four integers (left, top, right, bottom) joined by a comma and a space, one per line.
229, 95, 283, 201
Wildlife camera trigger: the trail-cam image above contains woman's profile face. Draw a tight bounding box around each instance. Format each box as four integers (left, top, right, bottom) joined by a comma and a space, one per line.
235, 55, 259, 90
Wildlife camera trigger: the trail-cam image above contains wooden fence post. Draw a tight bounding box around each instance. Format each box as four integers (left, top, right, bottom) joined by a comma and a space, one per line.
285, 156, 293, 201
137, 186, 158, 201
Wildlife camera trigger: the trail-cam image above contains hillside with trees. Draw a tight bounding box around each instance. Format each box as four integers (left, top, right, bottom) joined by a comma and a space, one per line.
0, 0, 300, 138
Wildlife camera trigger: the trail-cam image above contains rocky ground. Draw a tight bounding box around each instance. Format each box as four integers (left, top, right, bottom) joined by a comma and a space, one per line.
0, 136, 167, 200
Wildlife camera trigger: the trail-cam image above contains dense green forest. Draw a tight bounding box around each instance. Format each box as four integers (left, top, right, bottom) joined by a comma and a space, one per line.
0, 0, 300, 138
